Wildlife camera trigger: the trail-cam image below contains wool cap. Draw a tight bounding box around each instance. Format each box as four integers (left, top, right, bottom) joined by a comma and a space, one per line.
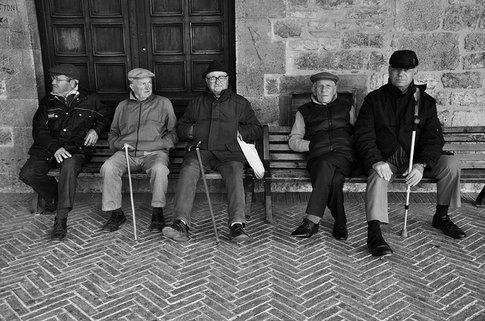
310, 72, 339, 83
202, 60, 229, 79
127, 68, 155, 79
48, 64, 80, 80
389, 50, 419, 69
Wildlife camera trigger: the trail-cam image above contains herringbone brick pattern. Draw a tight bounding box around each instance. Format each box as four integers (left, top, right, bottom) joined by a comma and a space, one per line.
0, 192, 484, 321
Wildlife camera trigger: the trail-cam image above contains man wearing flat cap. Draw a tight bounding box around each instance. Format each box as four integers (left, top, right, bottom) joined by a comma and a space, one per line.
100, 68, 177, 232
19, 64, 111, 240
163, 60, 262, 243
354, 49, 465, 257
288, 71, 355, 240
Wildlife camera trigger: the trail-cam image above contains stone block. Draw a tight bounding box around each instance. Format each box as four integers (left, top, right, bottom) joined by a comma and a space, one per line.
342, 32, 383, 49
264, 74, 281, 96
449, 91, 478, 106
0, 0, 30, 49
246, 96, 279, 124
236, 19, 286, 74
316, 0, 354, 10
415, 72, 441, 91
236, 71, 264, 98
295, 50, 368, 71
443, 5, 481, 31
368, 51, 385, 71
463, 52, 485, 69
0, 49, 37, 99
0, 79, 5, 99
464, 33, 485, 51
451, 110, 485, 126
0, 173, 29, 192
394, 33, 459, 70
236, 0, 285, 18
0, 127, 13, 146
433, 91, 451, 107
289, 0, 308, 7
396, 0, 442, 32
369, 73, 388, 91
274, 20, 302, 38
288, 39, 321, 51
441, 72, 481, 89
0, 99, 37, 127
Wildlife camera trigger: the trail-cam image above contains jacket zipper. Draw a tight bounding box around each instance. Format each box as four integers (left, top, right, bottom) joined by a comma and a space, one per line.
135, 101, 142, 154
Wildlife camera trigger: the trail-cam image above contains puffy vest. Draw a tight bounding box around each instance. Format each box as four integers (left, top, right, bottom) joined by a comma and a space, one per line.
299, 97, 354, 160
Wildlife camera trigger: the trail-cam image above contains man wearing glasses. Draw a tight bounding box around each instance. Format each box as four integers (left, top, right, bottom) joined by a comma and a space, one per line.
19, 64, 111, 240
163, 60, 262, 243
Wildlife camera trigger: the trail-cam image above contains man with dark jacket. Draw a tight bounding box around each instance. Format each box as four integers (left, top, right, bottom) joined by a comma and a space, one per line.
289, 72, 355, 240
19, 64, 111, 240
100, 68, 177, 233
163, 60, 262, 243
354, 50, 465, 257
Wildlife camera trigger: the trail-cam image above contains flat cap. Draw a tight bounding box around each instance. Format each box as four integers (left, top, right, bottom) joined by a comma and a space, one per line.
48, 64, 80, 80
389, 50, 419, 69
310, 72, 339, 83
127, 68, 155, 79
202, 60, 229, 79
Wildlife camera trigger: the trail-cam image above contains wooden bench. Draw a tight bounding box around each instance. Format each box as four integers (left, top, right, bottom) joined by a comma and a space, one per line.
263, 125, 485, 223
31, 137, 257, 217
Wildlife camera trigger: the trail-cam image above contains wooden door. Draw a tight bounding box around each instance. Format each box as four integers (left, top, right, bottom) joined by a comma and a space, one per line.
36, 0, 235, 113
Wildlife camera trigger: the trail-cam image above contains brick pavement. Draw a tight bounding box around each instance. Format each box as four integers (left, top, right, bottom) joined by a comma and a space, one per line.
0, 192, 484, 321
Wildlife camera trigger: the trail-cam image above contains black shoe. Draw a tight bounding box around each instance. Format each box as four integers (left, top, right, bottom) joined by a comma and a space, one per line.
230, 223, 249, 243
332, 224, 348, 240
162, 219, 189, 242
40, 197, 57, 214
149, 207, 165, 231
291, 218, 319, 238
102, 210, 126, 232
51, 217, 67, 240
432, 215, 466, 239
367, 228, 393, 257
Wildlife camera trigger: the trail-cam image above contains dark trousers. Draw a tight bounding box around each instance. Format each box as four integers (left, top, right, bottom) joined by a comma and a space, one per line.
19, 154, 87, 217
173, 150, 246, 227
306, 157, 346, 226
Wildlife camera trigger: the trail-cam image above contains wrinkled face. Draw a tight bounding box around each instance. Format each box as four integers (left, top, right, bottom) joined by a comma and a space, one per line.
205, 71, 229, 97
312, 79, 337, 104
388, 67, 417, 92
130, 77, 153, 101
51, 74, 76, 95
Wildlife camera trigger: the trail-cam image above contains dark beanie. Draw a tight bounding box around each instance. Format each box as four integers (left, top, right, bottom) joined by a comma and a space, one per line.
202, 60, 229, 79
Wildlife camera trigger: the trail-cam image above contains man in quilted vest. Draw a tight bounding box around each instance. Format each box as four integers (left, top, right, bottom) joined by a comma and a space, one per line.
288, 72, 356, 240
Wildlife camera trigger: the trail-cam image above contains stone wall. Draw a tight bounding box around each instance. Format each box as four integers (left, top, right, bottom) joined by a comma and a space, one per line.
236, 0, 485, 127
0, 0, 40, 192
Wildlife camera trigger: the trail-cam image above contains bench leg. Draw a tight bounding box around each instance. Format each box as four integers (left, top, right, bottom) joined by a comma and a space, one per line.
264, 178, 273, 224
244, 178, 254, 221
31, 191, 44, 215
475, 185, 485, 208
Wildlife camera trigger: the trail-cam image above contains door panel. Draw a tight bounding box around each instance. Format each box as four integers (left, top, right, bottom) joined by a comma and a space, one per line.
36, 0, 235, 114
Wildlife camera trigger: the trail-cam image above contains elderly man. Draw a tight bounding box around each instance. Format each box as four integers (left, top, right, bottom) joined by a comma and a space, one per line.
19, 64, 111, 240
100, 68, 177, 232
289, 72, 355, 240
162, 60, 262, 243
354, 50, 465, 257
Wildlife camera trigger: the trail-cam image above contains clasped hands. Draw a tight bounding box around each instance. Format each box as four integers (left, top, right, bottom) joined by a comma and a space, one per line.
54, 129, 99, 163
372, 161, 424, 186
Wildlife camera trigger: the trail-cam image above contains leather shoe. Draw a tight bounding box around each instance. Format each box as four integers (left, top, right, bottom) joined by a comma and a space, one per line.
149, 207, 165, 231
230, 223, 250, 243
432, 215, 466, 239
367, 229, 393, 257
51, 217, 67, 240
162, 219, 189, 242
102, 210, 126, 232
291, 218, 319, 238
332, 224, 348, 240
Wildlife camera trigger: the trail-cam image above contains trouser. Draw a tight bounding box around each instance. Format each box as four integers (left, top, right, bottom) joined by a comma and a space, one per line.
306, 157, 347, 226
173, 150, 245, 227
366, 154, 461, 223
19, 154, 87, 217
100, 150, 169, 211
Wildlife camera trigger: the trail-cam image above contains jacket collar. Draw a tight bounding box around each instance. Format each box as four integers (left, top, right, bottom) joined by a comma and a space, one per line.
129, 91, 154, 102
204, 85, 233, 102
385, 80, 428, 98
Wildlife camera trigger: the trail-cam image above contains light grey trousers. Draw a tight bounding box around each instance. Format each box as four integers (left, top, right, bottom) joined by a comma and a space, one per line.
365, 154, 461, 223
100, 150, 169, 211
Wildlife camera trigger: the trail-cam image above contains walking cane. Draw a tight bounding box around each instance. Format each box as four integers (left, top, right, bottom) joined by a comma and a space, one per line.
401, 88, 421, 238
123, 144, 138, 241
190, 141, 220, 245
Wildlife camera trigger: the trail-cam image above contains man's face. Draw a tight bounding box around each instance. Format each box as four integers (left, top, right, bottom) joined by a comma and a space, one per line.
205, 71, 229, 97
130, 77, 153, 101
51, 74, 76, 95
388, 67, 417, 92
312, 79, 337, 104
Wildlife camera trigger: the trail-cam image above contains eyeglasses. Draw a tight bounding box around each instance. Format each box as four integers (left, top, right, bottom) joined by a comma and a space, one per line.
206, 75, 228, 83
51, 76, 71, 82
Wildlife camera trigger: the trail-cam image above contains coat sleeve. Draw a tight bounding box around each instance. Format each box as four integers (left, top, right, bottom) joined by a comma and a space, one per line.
108, 104, 122, 151
414, 97, 444, 168
288, 111, 310, 152
176, 100, 196, 142
32, 99, 61, 154
91, 95, 113, 135
160, 99, 178, 149
238, 100, 262, 142
353, 95, 384, 171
